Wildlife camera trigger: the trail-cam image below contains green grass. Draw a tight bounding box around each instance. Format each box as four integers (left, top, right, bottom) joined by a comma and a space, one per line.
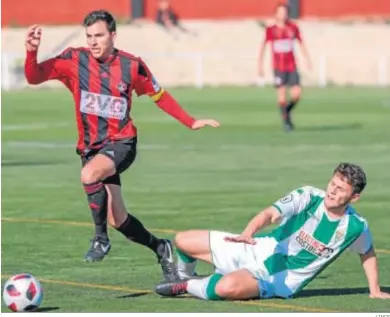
1, 86, 390, 312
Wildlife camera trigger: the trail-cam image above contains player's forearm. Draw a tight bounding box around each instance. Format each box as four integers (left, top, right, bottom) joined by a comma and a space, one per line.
155, 91, 196, 128
300, 44, 311, 63
258, 46, 266, 72
24, 50, 46, 84
241, 208, 275, 237
361, 249, 381, 294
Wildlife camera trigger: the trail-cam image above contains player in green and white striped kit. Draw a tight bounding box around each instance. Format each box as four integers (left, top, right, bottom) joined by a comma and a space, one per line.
155, 163, 390, 300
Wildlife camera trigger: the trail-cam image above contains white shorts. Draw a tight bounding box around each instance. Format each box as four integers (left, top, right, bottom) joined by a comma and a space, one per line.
208, 230, 293, 299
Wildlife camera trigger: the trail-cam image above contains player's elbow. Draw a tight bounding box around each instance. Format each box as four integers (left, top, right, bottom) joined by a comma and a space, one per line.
258, 206, 280, 225
24, 65, 44, 85
25, 73, 41, 85
174, 231, 190, 250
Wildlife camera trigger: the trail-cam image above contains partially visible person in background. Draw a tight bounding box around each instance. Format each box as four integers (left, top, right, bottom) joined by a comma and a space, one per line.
258, 3, 312, 132
155, 0, 196, 39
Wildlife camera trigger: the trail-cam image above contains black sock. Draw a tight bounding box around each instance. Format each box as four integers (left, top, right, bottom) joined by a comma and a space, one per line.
83, 181, 108, 240
287, 98, 300, 113
117, 214, 161, 255
279, 101, 290, 124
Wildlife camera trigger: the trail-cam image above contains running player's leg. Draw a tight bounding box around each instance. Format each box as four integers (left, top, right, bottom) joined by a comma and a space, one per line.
81, 152, 115, 262
274, 70, 291, 131
286, 71, 301, 127
98, 139, 178, 280
104, 182, 177, 280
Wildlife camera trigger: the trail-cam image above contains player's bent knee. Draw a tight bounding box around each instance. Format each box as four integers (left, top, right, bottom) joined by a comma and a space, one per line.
290, 86, 301, 99
80, 167, 101, 184
174, 231, 191, 250
175, 230, 207, 250
215, 278, 241, 299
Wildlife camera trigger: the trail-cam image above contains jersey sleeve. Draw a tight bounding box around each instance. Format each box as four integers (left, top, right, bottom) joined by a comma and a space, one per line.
134, 59, 165, 102
295, 25, 302, 42
24, 47, 74, 84
133, 58, 195, 128
349, 223, 373, 255
272, 186, 312, 220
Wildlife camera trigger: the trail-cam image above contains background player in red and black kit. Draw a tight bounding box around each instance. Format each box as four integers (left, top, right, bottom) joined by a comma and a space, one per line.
24, 10, 219, 281
258, 3, 312, 132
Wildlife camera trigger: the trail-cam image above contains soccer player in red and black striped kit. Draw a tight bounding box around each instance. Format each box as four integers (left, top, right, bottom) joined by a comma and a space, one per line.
24, 10, 220, 281
258, 3, 312, 132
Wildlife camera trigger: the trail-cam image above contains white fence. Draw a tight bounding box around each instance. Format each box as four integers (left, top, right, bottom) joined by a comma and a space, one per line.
2, 51, 389, 90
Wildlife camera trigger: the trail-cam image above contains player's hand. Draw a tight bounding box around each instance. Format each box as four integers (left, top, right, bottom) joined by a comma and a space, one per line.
369, 291, 390, 299
255, 76, 265, 87
191, 119, 220, 130
25, 25, 42, 51
224, 235, 256, 245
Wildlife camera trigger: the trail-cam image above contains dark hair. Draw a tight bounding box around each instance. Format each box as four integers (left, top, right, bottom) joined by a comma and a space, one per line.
83, 10, 116, 32
334, 163, 367, 194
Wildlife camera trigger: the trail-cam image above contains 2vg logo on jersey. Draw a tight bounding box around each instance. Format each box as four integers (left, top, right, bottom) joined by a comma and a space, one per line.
80, 90, 127, 120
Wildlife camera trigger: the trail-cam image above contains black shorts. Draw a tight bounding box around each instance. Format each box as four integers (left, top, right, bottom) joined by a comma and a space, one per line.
81, 138, 137, 186
273, 70, 300, 87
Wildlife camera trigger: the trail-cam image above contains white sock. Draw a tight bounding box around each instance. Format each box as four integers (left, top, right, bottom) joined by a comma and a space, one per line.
187, 274, 223, 300
176, 249, 197, 279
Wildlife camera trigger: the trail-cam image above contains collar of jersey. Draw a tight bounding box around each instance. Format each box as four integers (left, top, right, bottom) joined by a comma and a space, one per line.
95, 48, 118, 65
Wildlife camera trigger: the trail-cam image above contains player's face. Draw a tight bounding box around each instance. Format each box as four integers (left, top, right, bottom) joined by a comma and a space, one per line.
86, 21, 116, 59
275, 6, 288, 23
324, 172, 360, 210
159, 0, 169, 10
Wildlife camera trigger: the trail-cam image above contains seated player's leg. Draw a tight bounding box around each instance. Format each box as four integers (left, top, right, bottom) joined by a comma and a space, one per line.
174, 230, 247, 280
274, 70, 291, 131
156, 269, 259, 301
97, 139, 178, 280
156, 233, 281, 300
286, 71, 301, 127
174, 230, 214, 279
81, 152, 116, 262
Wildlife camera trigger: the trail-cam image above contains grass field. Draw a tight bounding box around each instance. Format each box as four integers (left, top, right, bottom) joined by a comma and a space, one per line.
1, 86, 390, 313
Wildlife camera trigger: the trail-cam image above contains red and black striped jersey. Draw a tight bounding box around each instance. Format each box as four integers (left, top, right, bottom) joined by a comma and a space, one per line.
25, 47, 195, 155
264, 21, 302, 72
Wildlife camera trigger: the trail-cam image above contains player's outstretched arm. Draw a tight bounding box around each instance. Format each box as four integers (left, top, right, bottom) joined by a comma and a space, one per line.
224, 206, 281, 244
360, 248, 390, 299
295, 28, 312, 71
154, 90, 220, 130
24, 25, 71, 85
134, 60, 220, 130
258, 29, 270, 78
298, 42, 312, 71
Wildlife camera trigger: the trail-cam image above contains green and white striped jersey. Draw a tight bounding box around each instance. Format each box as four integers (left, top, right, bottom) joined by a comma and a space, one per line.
260, 186, 372, 297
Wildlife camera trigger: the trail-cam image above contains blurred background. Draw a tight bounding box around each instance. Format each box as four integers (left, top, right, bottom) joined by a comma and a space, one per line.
2, 0, 390, 90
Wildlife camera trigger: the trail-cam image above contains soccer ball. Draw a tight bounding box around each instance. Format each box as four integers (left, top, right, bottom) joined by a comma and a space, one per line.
2, 273, 43, 312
